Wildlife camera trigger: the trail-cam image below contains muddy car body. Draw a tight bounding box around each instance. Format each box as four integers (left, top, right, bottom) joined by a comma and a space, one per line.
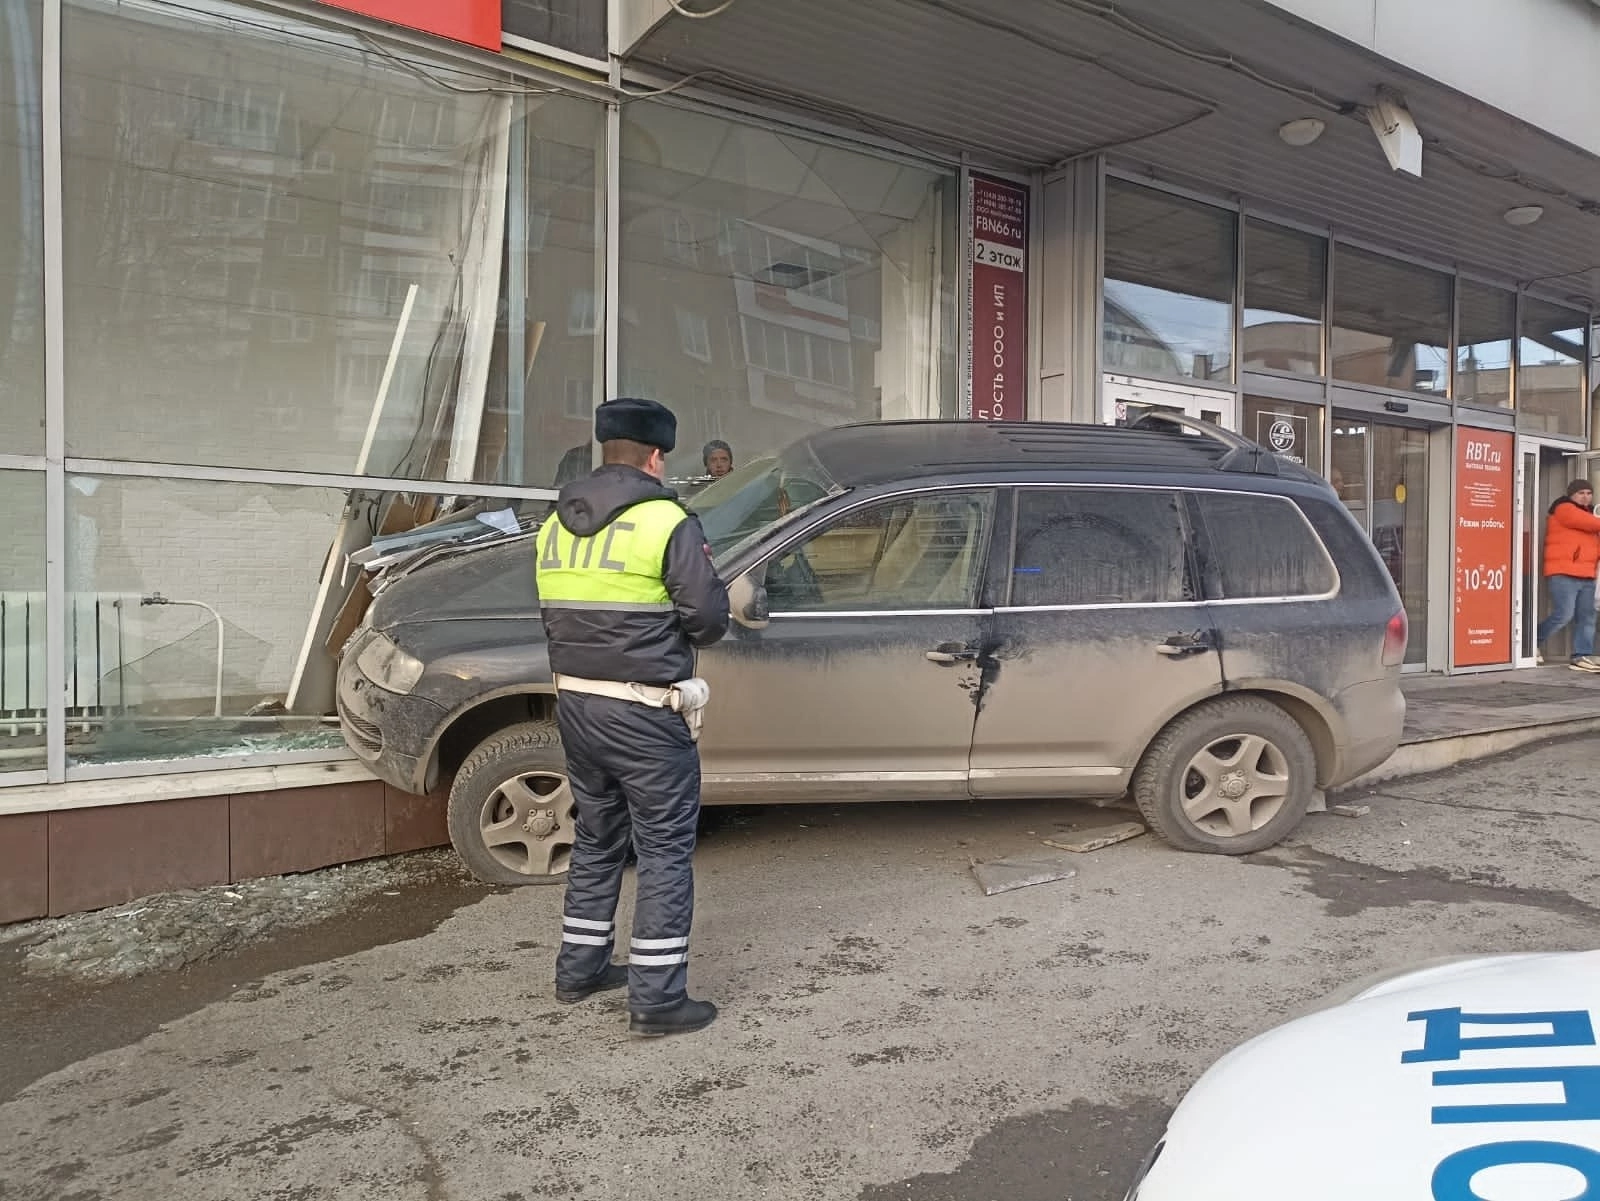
338, 416, 1407, 885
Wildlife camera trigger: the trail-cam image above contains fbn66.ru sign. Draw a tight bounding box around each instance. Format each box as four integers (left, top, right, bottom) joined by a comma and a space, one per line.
967, 175, 1028, 422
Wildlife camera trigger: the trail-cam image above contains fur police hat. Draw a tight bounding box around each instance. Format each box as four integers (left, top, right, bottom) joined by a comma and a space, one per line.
594, 397, 677, 453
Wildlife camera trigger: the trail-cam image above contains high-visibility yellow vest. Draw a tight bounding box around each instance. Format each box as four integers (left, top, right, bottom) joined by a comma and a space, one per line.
534, 498, 688, 610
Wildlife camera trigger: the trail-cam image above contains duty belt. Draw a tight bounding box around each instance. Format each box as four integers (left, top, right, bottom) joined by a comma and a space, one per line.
553, 674, 710, 742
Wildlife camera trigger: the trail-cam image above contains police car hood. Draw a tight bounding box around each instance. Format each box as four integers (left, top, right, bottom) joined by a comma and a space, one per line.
1136, 949, 1600, 1201
556, 465, 677, 537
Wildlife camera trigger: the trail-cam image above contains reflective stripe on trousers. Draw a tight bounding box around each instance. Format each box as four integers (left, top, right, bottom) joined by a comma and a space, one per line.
554, 691, 700, 1013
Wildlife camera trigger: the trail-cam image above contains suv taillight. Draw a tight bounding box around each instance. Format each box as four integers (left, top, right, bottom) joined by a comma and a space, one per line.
1382, 608, 1408, 667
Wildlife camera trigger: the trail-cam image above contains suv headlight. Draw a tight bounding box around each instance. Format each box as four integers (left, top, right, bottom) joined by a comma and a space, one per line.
354, 632, 425, 695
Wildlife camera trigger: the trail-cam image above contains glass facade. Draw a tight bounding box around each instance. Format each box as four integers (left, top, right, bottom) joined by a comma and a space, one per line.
1242, 220, 1325, 376
0, 472, 47, 773
1, 0, 43, 456
0, 0, 956, 783
1330, 245, 1450, 397
60, 2, 603, 486
1519, 297, 1588, 438
1456, 280, 1515, 410
503, 0, 606, 58
1102, 180, 1235, 384
1100, 178, 1600, 672
618, 104, 957, 495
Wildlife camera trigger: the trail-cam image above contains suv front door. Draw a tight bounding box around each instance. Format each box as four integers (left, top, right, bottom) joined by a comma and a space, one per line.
699, 488, 997, 802
969, 485, 1224, 797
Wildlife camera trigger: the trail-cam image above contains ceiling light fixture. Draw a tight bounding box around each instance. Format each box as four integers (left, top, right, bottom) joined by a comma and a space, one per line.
1278, 118, 1326, 147
1504, 205, 1545, 226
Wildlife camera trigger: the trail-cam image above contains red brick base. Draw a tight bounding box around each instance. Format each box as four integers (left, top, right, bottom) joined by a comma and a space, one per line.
0, 782, 450, 923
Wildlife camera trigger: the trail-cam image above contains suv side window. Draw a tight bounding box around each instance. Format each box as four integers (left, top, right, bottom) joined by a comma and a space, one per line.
763, 490, 994, 612
1192, 491, 1337, 599
1010, 488, 1191, 606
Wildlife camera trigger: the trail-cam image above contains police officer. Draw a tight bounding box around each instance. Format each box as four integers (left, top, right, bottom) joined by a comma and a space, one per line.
535, 397, 730, 1037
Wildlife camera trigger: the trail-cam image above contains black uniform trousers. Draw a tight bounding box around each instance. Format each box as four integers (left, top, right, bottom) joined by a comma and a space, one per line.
554, 691, 700, 1013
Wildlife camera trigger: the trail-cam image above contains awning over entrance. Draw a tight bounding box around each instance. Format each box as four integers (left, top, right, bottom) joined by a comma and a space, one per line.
626, 0, 1600, 307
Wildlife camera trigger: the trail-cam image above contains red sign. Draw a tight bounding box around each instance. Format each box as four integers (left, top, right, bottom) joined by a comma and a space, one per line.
1453, 428, 1515, 667
967, 175, 1028, 422
314, 0, 501, 50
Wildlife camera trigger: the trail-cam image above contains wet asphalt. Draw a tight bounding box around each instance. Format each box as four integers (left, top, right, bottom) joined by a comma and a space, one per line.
3, 736, 1599, 1201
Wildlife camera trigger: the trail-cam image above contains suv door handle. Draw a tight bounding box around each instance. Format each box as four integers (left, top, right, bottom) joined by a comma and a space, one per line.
925, 643, 979, 664
1155, 632, 1213, 658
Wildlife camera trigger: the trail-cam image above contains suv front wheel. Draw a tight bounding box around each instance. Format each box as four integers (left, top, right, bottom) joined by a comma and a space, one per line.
1133, 697, 1316, 855
447, 721, 575, 886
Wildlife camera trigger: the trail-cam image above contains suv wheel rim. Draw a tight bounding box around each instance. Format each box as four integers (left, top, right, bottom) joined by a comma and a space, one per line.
480, 770, 575, 877
1180, 733, 1291, 838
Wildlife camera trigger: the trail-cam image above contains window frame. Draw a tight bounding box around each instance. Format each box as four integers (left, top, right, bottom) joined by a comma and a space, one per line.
996, 483, 1203, 611
754, 485, 1000, 617
1182, 487, 1343, 604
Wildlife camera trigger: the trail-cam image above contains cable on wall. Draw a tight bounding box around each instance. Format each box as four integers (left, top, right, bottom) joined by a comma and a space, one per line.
666, 0, 742, 17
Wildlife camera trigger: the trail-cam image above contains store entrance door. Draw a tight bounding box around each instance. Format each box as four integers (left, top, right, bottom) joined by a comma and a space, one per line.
1514, 439, 1584, 666
1101, 374, 1239, 432
1331, 415, 1432, 667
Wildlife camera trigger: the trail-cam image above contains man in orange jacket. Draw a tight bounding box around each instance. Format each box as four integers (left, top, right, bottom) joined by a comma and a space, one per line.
1537, 479, 1600, 671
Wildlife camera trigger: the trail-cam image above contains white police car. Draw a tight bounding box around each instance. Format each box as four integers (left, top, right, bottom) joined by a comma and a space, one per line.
1125, 950, 1600, 1201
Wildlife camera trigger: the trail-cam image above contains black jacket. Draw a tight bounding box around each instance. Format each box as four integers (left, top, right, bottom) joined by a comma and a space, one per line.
540, 465, 730, 685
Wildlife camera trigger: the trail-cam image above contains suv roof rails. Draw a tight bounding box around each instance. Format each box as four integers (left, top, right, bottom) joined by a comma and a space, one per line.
1127, 410, 1282, 477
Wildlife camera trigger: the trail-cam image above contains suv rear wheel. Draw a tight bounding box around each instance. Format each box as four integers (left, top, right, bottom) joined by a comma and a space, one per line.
447, 721, 575, 886
1133, 697, 1316, 854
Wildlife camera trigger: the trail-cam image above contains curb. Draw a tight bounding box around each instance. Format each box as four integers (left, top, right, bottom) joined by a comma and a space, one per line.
1343, 715, 1600, 791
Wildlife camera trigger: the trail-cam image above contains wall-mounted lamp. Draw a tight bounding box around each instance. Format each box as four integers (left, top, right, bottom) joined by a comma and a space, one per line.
1277, 118, 1326, 147
1503, 205, 1544, 226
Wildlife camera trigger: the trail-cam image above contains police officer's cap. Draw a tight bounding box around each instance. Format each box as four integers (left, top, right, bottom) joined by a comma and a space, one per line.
595, 397, 676, 453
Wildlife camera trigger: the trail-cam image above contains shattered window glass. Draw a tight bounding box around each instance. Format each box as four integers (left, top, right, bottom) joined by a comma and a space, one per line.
1195, 492, 1336, 599
1010, 488, 1190, 607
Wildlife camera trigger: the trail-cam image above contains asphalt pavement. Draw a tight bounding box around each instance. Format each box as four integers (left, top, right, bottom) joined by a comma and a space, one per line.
3, 735, 1599, 1201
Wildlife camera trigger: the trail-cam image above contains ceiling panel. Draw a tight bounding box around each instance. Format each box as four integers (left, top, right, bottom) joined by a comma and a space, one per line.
629, 0, 1600, 307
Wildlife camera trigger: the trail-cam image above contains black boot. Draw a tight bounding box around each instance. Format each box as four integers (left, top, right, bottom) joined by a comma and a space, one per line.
555, 963, 628, 1004
628, 997, 718, 1037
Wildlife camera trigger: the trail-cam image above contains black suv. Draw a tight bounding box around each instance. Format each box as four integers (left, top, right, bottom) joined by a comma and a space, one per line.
338, 416, 1407, 885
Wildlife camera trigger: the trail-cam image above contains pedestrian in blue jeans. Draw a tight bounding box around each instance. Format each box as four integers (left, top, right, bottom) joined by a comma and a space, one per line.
1536, 480, 1600, 671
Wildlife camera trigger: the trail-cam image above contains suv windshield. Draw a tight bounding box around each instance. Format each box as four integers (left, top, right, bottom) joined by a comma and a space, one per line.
687, 441, 840, 560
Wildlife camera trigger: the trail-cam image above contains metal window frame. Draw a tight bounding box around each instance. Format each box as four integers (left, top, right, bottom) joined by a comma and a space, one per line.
43, 0, 65, 783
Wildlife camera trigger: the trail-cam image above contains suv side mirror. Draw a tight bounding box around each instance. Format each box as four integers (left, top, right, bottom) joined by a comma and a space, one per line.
728, 571, 770, 631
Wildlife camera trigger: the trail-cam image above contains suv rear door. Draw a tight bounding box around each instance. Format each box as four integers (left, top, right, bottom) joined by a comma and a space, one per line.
968, 484, 1225, 798
1184, 487, 1350, 696
698, 487, 997, 802
1186, 487, 1405, 780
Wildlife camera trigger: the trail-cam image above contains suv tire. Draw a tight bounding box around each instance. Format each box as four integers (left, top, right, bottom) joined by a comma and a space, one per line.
1133, 697, 1316, 855
447, 721, 575, 886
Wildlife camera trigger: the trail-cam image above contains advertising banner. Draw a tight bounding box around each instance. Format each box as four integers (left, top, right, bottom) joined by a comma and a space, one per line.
967, 175, 1028, 422
314, 0, 502, 50
1453, 428, 1515, 667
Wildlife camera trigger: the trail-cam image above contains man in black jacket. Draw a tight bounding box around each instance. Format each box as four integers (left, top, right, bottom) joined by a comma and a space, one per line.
535, 397, 730, 1037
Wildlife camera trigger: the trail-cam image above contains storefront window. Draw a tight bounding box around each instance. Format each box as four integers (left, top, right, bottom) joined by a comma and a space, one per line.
61, 0, 601, 486
1242, 220, 1324, 376
503, 0, 606, 58
1103, 180, 1235, 384
1519, 297, 1588, 438
0, 472, 47, 774
62, 474, 544, 767
619, 105, 957, 494
1330, 245, 1450, 397
1457, 281, 1515, 410
1243, 396, 1323, 474
1, 0, 43, 456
